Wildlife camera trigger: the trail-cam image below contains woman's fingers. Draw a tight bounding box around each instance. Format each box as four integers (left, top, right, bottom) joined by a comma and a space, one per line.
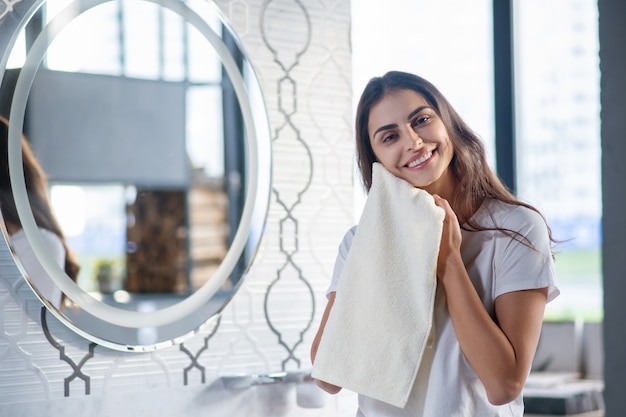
432, 194, 462, 247
432, 194, 456, 223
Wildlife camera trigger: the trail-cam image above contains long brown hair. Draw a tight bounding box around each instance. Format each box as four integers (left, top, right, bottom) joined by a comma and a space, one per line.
355, 71, 554, 243
0, 116, 80, 281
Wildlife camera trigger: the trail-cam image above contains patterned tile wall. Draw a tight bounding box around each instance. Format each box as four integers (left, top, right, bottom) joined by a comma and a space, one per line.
0, 0, 355, 415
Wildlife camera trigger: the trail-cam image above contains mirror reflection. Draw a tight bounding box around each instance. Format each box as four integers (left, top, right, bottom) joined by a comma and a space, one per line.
0, 0, 271, 350
0, 115, 80, 309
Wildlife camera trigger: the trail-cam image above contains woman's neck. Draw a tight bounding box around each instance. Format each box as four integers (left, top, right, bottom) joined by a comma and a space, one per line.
423, 168, 455, 201
454, 192, 485, 226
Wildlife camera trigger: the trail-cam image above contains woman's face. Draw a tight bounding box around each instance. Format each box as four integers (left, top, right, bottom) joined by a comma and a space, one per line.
367, 89, 455, 198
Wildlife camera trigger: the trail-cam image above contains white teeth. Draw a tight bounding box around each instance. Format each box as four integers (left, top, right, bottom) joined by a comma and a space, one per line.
407, 151, 432, 168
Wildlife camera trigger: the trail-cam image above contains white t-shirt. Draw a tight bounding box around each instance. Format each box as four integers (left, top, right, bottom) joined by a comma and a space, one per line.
327, 199, 559, 417
10, 228, 66, 308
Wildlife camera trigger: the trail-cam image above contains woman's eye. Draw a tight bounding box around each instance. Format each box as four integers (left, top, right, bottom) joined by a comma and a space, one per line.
412, 115, 431, 127
382, 133, 397, 143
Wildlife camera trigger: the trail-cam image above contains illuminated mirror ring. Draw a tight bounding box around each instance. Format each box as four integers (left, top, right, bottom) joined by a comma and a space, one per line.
8, 0, 267, 330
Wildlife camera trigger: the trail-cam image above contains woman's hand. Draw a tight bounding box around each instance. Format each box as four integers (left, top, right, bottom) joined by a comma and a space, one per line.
432, 194, 463, 281
431, 195, 548, 405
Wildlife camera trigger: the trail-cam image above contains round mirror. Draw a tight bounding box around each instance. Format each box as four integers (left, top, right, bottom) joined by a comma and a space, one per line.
0, 0, 271, 350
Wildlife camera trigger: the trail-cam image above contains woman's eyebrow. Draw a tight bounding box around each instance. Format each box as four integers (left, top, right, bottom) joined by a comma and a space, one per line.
372, 123, 397, 138
406, 105, 430, 121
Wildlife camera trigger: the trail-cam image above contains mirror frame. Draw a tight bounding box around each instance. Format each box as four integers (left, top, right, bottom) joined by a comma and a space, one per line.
0, 0, 272, 351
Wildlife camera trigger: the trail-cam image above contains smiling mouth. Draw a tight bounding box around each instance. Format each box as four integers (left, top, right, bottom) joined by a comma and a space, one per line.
407, 150, 433, 168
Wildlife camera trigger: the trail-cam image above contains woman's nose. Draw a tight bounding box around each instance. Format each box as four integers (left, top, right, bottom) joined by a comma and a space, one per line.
405, 127, 422, 150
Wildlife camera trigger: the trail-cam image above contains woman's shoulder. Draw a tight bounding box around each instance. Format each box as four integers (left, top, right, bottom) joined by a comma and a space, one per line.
477, 199, 547, 230
10, 227, 65, 257
343, 225, 358, 239
337, 225, 358, 255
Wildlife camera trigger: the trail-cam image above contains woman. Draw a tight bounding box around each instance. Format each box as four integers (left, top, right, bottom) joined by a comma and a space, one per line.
0, 116, 79, 308
311, 71, 559, 416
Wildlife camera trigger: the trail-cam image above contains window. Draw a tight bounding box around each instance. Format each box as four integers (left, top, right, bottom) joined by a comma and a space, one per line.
513, 0, 602, 321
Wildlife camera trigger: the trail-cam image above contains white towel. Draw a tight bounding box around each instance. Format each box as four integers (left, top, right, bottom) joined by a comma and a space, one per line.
312, 162, 445, 408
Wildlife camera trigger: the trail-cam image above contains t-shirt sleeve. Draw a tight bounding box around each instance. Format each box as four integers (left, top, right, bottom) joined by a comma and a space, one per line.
494, 206, 560, 303
326, 225, 357, 297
